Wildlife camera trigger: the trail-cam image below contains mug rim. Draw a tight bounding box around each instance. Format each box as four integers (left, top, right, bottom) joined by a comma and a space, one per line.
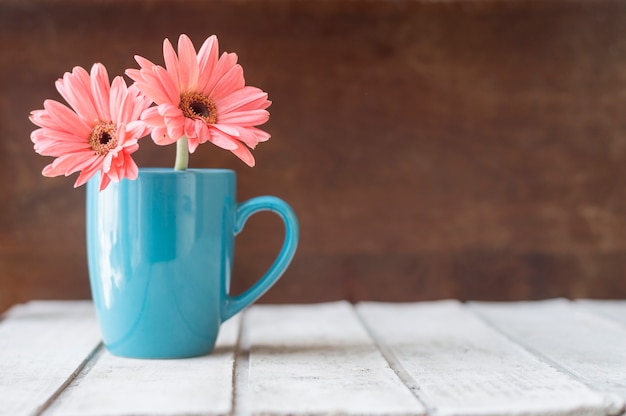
136, 167, 235, 175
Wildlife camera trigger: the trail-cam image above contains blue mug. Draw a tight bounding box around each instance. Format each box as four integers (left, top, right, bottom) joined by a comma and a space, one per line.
86, 168, 298, 358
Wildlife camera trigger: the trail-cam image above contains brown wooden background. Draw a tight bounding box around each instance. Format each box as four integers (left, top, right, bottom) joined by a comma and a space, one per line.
1, 0, 626, 313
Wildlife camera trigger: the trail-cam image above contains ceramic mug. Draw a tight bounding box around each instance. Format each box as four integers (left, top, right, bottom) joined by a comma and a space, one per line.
86, 168, 298, 358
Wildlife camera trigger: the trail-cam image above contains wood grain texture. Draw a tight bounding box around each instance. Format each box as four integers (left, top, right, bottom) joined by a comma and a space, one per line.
357, 301, 606, 416
0, 301, 101, 416
2, 0, 626, 310
47, 315, 240, 416
240, 302, 425, 415
471, 299, 626, 415
2, 300, 626, 415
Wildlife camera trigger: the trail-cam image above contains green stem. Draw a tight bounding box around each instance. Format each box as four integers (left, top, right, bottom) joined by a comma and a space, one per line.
174, 136, 189, 171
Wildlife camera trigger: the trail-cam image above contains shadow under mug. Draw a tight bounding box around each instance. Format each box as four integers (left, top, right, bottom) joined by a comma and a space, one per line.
86, 168, 299, 358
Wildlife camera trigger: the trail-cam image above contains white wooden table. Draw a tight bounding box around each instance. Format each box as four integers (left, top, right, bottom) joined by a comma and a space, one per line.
2, 299, 626, 416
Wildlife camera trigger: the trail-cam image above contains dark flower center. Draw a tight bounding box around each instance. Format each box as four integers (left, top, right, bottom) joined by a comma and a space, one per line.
180, 92, 217, 124
89, 122, 118, 155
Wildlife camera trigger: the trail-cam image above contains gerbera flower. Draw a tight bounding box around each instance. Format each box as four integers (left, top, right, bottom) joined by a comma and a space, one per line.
126, 34, 271, 167
30, 64, 152, 190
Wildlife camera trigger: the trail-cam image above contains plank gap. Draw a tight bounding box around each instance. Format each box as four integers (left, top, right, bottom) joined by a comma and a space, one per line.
469, 300, 626, 416
467, 301, 592, 383
232, 309, 250, 416
354, 304, 435, 415
39, 343, 105, 416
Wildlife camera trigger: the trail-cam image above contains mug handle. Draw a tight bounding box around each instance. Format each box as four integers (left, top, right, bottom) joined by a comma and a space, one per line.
221, 196, 299, 321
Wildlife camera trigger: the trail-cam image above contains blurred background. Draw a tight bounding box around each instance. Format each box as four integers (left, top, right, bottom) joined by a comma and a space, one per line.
1, 0, 626, 313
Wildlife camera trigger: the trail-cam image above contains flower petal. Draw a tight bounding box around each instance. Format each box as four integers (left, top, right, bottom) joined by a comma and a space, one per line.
43, 100, 92, 137
133, 79, 171, 106
177, 34, 199, 91
212, 123, 240, 137
215, 86, 270, 114
134, 55, 157, 70
55, 67, 99, 123
208, 63, 245, 101
163, 38, 181, 90
109, 76, 129, 124
197, 35, 219, 93
154, 66, 180, 105
206, 127, 239, 150
201, 52, 238, 96
98, 173, 112, 191
218, 109, 269, 127
141, 106, 166, 126
230, 142, 255, 167
90, 63, 111, 121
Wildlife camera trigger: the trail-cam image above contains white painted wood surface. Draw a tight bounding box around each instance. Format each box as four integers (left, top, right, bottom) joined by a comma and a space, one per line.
471, 299, 626, 415
1, 299, 626, 416
240, 302, 424, 415
357, 300, 606, 416
0, 301, 101, 416
577, 299, 626, 328
46, 315, 240, 416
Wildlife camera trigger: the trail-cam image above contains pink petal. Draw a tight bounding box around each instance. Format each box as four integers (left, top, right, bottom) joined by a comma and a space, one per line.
177, 34, 199, 91
50, 151, 99, 176
115, 123, 127, 146
126, 120, 149, 139
212, 123, 240, 137
43, 100, 92, 137
193, 119, 210, 143
29, 110, 55, 129
134, 55, 157, 70
134, 76, 169, 104
30, 128, 46, 143
163, 38, 181, 90
125, 68, 142, 82
154, 66, 180, 105
187, 136, 200, 153
110, 76, 135, 125
247, 126, 271, 142
234, 126, 271, 148
207, 127, 239, 150
157, 103, 182, 118
90, 63, 111, 121
44, 130, 88, 143
98, 174, 111, 191
102, 152, 113, 174
151, 126, 174, 145
141, 106, 166, 126
56, 69, 98, 123
197, 35, 219, 94
74, 155, 106, 188
122, 152, 139, 179
208, 64, 245, 101
201, 52, 238, 96
215, 87, 270, 114
218, 109, 269, 127
183, 117, 196, 139
166, 114, 185, 141
126, 85, 152, 121
229, 142, 255, 167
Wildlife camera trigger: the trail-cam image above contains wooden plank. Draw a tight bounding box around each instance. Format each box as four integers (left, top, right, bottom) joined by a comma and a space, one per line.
239, 302, 424, 416
357, 300, 606, 416
0, 301, 101, 416
471, 299, 626, 415
46, 314, 241, 416
577, 300, 626, 328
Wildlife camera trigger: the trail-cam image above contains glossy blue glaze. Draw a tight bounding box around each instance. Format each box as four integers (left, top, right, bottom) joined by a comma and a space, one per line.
86, 168, 298, 358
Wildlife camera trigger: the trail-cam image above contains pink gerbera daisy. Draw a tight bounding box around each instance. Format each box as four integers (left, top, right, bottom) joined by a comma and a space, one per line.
30, 64, 152, 190
126, 34, 271, 167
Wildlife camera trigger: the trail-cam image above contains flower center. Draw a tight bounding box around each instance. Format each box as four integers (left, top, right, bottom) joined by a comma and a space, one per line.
180, 92, 217, 124
89, 122, 118, 155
